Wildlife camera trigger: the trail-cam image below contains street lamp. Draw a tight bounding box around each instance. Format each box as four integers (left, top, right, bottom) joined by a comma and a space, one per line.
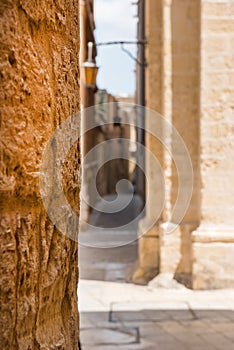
82, 42, 99, 88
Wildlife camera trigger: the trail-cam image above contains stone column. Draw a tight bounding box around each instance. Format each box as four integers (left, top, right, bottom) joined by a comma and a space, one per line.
192, 0, 234, 289
133, 0, 201, 287
132, 0, 164, 284
161, 0, 201, 287
0, 1, 80, 348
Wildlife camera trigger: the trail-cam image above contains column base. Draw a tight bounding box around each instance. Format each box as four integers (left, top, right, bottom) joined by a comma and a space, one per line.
130, 217, 160, 285
148, 273, 187, 289
160, 222, 196, 289
192, 226, 234, 289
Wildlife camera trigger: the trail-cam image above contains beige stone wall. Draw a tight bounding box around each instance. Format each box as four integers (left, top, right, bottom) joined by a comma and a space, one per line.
0, 1, 80, 348
136, 0, 234, 289
192, 0, 234, 289
199, 0, 234, 226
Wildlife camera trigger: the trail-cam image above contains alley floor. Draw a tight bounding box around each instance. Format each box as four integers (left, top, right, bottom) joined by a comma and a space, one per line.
78, 195, 234, 349
79, 280, 234, 350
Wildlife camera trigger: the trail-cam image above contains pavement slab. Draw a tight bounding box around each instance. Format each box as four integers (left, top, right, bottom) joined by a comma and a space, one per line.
78, 196, 234, 349
79, 280, 234, 349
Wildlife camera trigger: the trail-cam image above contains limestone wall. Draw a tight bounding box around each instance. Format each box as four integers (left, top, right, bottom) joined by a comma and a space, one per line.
200, 0, 234, 226
0, 0, 80, 348
192, 0, 234, 289
137, 0, 234, 289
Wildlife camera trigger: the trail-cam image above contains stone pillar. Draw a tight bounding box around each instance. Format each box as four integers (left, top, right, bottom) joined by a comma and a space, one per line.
132, 0, 164, 284
163, 0, 201, 287
133, 0, 201, 287
0, 1, 80, 348
192, 0, 234, 289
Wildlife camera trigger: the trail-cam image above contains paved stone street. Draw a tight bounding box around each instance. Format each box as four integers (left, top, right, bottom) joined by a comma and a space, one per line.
78, 196, 234, 349
79, 280, 234, 350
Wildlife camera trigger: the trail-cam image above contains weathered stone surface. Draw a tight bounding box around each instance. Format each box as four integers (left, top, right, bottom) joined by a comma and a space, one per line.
0, 0, 80, 348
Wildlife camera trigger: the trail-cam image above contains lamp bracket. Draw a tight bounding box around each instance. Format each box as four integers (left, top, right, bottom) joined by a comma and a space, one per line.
95, 40, 146, 46
95, 40, 147, 67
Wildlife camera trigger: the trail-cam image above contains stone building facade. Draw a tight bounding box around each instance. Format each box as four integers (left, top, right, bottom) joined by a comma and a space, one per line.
0, 1, 80, 348
94, 92, 130, 198
79, 2, 129, 226
133, 0, 234, 289
80, 0, 98, 227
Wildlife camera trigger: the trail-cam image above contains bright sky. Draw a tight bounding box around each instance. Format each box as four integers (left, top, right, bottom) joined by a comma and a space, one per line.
94, 0, 137, 96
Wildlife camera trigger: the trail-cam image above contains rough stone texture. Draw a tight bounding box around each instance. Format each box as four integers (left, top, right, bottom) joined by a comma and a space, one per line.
0, 0, 80, 348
